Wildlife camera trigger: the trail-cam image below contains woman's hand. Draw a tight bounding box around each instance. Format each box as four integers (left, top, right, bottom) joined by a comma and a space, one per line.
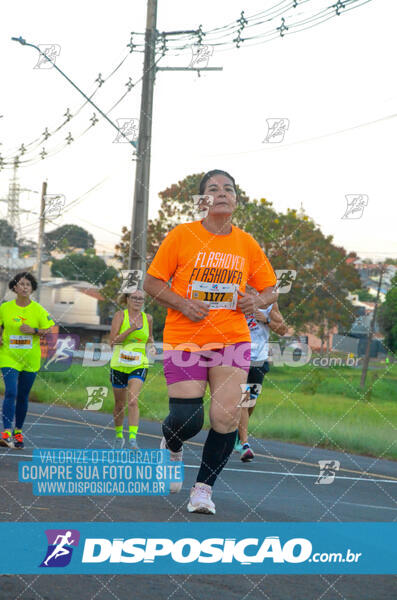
253, 308, 265, 321
237, 291, 258, 315
20, 324, 35, 334
146, 343, 157, 357
180, 298, 210, 322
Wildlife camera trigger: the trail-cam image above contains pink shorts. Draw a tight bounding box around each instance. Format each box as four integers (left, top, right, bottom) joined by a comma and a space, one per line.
163, 342, 251, 385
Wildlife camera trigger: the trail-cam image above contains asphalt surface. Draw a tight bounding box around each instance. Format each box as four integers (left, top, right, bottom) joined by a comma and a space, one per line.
0, 401, 396, 599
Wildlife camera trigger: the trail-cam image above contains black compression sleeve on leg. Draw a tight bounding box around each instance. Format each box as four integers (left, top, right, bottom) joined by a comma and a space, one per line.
162, 397, 204, 453
196, 428, 237, 487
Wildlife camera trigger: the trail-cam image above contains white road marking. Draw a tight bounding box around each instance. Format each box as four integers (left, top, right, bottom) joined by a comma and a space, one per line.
337, 501, 397, 511
183, 464, 397, 484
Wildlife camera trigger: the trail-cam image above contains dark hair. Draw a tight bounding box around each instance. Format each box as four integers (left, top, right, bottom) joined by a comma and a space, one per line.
199, 169, 237, 196
9, 271, 38, 292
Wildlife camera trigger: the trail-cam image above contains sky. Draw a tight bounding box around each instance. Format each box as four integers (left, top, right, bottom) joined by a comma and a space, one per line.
1, 0, 396, 261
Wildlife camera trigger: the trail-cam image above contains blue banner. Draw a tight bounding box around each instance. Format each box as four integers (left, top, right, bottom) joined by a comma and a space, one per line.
0, 522, 395, 574
18, 449, 183, 496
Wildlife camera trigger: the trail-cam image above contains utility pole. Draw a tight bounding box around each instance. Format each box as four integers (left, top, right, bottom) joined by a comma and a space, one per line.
35, 181, 47, 302
128, 0, 157, 272
128, 2, 223, 272
360, 264, 384, 389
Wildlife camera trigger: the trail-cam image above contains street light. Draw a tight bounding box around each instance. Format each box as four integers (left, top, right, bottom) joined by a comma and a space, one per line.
11, 36, 137, 148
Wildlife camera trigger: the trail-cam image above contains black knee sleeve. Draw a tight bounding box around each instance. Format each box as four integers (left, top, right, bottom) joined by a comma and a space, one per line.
162, 397, 204, 452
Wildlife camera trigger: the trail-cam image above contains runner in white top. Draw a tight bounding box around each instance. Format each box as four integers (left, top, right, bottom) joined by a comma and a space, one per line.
237, 286, 288, 462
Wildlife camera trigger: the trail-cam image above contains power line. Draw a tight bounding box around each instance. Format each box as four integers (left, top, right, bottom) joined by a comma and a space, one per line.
1, 0, 372, 170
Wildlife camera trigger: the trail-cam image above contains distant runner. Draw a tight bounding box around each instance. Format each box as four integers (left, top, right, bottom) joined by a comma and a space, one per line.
109, 289, 154, 449
144, 169, 277, 514
236, 289, 288, 462
0, 272, 54, 449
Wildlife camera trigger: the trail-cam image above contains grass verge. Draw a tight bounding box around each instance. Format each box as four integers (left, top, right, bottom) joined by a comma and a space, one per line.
1, 362, 396, 460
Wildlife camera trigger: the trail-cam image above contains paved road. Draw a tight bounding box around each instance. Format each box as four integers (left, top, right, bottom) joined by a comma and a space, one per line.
1, 402, 396, 599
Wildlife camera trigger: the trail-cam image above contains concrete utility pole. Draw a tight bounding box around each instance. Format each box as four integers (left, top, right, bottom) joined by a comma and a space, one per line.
128, 0, 158, 273
360, 264, 385, 389
35, 180, 47, 302
128, 1, 223, 272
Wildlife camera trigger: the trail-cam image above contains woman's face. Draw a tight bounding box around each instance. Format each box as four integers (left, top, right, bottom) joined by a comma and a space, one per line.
13, 277, 32, 297
127, 291, 144, 308
203, 174, 237, 217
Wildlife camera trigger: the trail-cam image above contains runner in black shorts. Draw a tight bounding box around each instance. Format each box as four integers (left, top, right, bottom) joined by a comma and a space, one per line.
237, 290, 287, 462
109, 289, 153, 449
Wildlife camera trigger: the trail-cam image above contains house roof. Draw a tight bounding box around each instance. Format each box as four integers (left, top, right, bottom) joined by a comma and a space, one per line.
79, 288, 105, 301
41, 280, 104, 300
58, 322, 110, 331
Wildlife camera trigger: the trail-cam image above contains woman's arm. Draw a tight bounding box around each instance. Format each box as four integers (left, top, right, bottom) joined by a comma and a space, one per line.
238, 286, 278, 314
146, 314, 154, 344
143, 274, 209, 322
20, 324, 52, 336
145, 314, 156, 358
109, 311, 131, 346
268, 303, 288, 336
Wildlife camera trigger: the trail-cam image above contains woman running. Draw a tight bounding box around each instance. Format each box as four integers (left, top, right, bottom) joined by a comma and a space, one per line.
0, 272, 55, 449
236, 291, 288, 462
144, 169, 277, 514
109, 289, 153, 449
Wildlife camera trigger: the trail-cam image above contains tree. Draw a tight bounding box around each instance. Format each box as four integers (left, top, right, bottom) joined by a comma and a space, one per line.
45, 224, 95, 252
378, 273, 397, 354
51, 254, 117, 286
0, 219, 17, 246
235, 200, 361, 343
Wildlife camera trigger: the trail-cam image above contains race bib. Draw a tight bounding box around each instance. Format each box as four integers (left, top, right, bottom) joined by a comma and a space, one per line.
9, 335, 33, 350
188, 281, 238, 310
118, 350, 142, 366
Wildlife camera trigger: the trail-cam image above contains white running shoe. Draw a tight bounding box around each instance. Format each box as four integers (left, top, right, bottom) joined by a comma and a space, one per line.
187, 483, 216, 515
160, 436, 183, 493
113, 437, 125, 449
128, 437, 138, 450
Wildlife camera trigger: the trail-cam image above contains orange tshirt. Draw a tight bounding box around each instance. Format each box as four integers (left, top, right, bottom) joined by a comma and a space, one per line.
146, 221, 277, 349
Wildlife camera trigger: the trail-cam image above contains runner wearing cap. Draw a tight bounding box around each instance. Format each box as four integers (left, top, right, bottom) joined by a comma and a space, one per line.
144, 169, 277, 514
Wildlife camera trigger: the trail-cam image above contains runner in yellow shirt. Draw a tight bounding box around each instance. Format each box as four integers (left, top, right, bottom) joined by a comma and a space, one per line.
0, 272, 54, 449
109, 289, 154, 449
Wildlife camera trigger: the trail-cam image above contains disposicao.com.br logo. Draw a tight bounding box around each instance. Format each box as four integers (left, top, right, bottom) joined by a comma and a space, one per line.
81, 536, 361, 565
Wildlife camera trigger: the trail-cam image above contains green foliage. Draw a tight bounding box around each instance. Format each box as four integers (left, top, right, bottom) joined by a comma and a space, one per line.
362, 372, 379, 402
0, 219, 17, 246
378, 273, 397, 354
51, 254, 117, 286
145, 298, 167, 340
45, 224, 95, 252
299, 369, 327, 395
